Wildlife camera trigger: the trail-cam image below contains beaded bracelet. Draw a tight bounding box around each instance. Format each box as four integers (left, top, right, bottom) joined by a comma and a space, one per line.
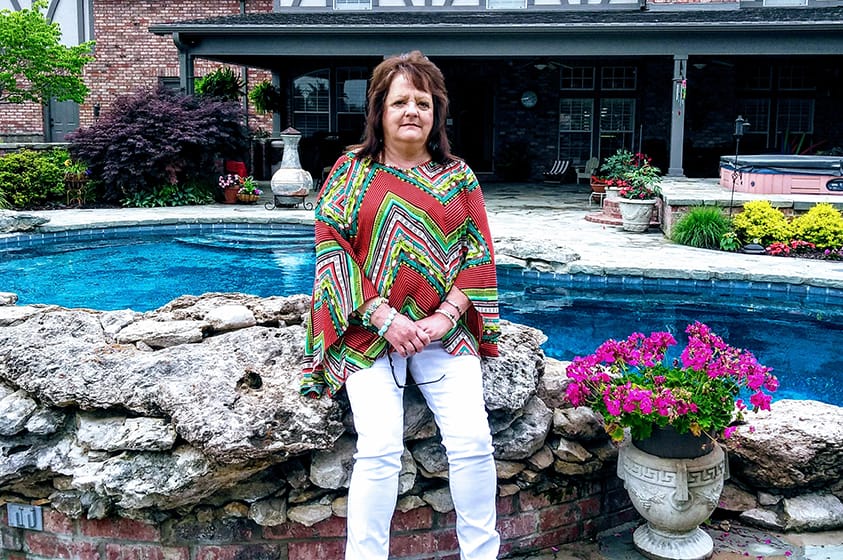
377, 307, 398, 337
361, 297, 387, 327
434, 308, 458, 329
441, 298, 463, 316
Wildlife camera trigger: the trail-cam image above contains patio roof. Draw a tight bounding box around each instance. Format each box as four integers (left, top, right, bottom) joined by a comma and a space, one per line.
149, 6, 843, 66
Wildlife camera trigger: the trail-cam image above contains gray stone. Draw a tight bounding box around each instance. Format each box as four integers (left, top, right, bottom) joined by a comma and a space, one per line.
0, 390, 38, 435
492, 396, 552, 460
740, 508, 786, 531
412, 438, 449, 479
536, 358, 571, 410
783, 493, 843, 531
205, 305, 256, 332
553, 438, 593, 463
100, 309, 139, 338
396, 494, 425, 513
0, 210, 49, 232
310, 434, 355, 490
718, 482, 758, 512
552, 406, 606, 442
331, 495, 348, 517
494, 460, 526, 480
422, 487, 454, 513
758, 491, 782, 506
287, 504, 332, 527
398, 448, 417, 496
0, 293, 17, 306
526, 445, 554, 471
249, 498, 288, 526
495, 237, 580, 273
76, 414, 177, 452
403, 388, 437, 441
115, 319, 208, 348
24, 406, 66, 435
724, 400, 843, 490
481, 321, 545, 413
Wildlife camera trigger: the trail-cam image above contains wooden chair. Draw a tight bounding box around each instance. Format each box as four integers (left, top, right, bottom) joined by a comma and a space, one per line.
575, 157, 600, 185
542, 160, 571, 183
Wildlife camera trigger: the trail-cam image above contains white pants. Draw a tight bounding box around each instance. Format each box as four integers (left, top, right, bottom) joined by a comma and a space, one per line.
344, 342, 499, 560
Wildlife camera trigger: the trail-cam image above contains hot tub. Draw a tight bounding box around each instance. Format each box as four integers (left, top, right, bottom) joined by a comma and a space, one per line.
719, 154, 843, 195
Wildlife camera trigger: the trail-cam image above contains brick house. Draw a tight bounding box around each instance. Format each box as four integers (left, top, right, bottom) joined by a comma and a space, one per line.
2, 0, 842, 181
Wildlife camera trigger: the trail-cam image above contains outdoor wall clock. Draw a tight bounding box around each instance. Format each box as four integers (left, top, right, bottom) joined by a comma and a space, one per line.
520, 90, 538, 108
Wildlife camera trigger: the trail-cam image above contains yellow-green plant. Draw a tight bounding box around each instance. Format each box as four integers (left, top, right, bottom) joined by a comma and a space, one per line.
731, 200, 792, 245
790, 203, 843, 250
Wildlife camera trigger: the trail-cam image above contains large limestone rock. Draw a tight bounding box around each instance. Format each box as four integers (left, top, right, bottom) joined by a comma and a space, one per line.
0, 210, 49, 232
724, 399, 843, 491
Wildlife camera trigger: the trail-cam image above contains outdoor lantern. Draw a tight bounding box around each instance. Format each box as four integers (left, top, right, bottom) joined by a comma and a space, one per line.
734, 115, 750, 137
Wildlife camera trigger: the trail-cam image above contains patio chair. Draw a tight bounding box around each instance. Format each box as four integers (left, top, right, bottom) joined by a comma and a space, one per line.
575, 157, 600, 185
542, 159, 571, 183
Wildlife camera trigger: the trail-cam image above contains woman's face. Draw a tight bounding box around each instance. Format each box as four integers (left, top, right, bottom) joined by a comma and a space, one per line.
381, 73, 434, 154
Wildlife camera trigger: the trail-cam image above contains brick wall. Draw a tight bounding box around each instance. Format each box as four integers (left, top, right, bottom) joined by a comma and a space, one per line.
0, 478, 636, 560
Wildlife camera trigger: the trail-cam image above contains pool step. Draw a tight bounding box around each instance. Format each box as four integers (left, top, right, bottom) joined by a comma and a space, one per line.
175, 229, 312, 251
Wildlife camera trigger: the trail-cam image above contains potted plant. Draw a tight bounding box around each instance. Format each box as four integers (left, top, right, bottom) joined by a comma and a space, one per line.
248, 80, 283, 115
195, 67, 243, 102
600, 150, 662, 231
63, 157, 90, 206
218, 173, 242, 204
565, 321, 778, 560
237, 176, 262, 203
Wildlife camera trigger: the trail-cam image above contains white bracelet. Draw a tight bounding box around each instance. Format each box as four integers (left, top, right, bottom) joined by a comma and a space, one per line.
434, 308, 458, 329
377, 307, 398, 337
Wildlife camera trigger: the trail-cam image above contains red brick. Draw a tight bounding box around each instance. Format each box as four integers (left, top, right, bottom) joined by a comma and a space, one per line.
80, 518, 160, 541
577, 496, 602, 519
287, 539, 345, 560
24, 532, 99, 560
194, 544, 283, 560
391, 507, 433, 532
496, 511, 538, 540
104, 543, 189, 560
262, 515, 346, 540
435, 511, 456, 530
389, 529, 458, 558
495, 494, 516, 516
537, 503, 579, 532
43, 508, 75, 535
515, 523, 580, 551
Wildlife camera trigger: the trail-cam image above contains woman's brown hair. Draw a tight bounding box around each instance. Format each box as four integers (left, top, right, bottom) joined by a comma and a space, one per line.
350, 51, 452, 164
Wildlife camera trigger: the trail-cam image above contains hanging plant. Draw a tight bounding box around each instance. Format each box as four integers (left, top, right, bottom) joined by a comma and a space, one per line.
195, 67, 244, 102
249, 80, 283, 114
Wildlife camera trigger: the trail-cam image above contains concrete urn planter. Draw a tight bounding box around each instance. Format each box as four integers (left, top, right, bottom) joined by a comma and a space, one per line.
617, 198, 657, 232
617, 437, 728, 560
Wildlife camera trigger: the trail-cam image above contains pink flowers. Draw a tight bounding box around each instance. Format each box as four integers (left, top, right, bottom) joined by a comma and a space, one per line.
565, 322, 778, 442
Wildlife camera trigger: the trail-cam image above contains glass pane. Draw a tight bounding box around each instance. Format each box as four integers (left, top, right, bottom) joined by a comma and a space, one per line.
335, 0, 371, 9
559, 98, 592, 132
336, 68, 367, 114
599, 98, 635, 132
487, 0, 526, 7
738, 66, 772, 91
778, 66, 814, 91
777, 98, 814, 134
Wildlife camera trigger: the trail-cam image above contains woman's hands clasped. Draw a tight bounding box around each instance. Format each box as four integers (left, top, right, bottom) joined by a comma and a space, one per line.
370, 304, 431, 358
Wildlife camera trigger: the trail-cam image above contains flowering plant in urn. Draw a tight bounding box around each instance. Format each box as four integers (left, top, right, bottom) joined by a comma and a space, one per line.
599, 149, 661, 200
565, 322, 778, 443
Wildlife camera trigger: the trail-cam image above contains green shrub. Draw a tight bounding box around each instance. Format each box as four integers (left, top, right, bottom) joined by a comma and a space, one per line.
671, 206, 732, 249
731, 200, 792, 245
0, 149, 66, 208
121, 181, 215, 208
790, 203, 843, 250
196, 67, 243, 102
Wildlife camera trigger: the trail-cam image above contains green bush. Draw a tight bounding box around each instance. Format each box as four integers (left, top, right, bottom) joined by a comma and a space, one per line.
0, 148, 66, 208
671, 206, 732, 250
731, 200, 792, 245
790, 203, 843, 250
196, 67, 243, 102
121, 181, 215, 208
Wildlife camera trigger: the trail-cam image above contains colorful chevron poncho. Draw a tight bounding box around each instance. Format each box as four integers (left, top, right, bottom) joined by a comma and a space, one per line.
302, 152, 500, 398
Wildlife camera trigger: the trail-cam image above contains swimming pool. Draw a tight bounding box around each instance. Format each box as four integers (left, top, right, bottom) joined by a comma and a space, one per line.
2, 224, 842, 406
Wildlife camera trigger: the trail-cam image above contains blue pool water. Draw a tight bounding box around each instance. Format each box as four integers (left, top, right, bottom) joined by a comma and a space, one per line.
2, 225, 842, 406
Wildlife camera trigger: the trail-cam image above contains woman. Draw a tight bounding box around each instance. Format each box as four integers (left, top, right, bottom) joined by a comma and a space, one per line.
303, 51, 500, 560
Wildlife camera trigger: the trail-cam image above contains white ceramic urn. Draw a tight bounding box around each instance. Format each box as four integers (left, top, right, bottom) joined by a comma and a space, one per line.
617, 440, 728, 560
270, 127, 313, 204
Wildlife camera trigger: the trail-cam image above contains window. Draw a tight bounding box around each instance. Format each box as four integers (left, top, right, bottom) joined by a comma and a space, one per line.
558, 98, 593, 163
335, 0, 371, 9
487, 0, 526, 8
336, 68, 367, 135
293, 70, 330, 137
778, 65, 814, 91
598, 98, 635, 157
560, 66, 595, 91
738, 66, 772, 91
737, 98, 771, 136
601, 66, 637, 90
